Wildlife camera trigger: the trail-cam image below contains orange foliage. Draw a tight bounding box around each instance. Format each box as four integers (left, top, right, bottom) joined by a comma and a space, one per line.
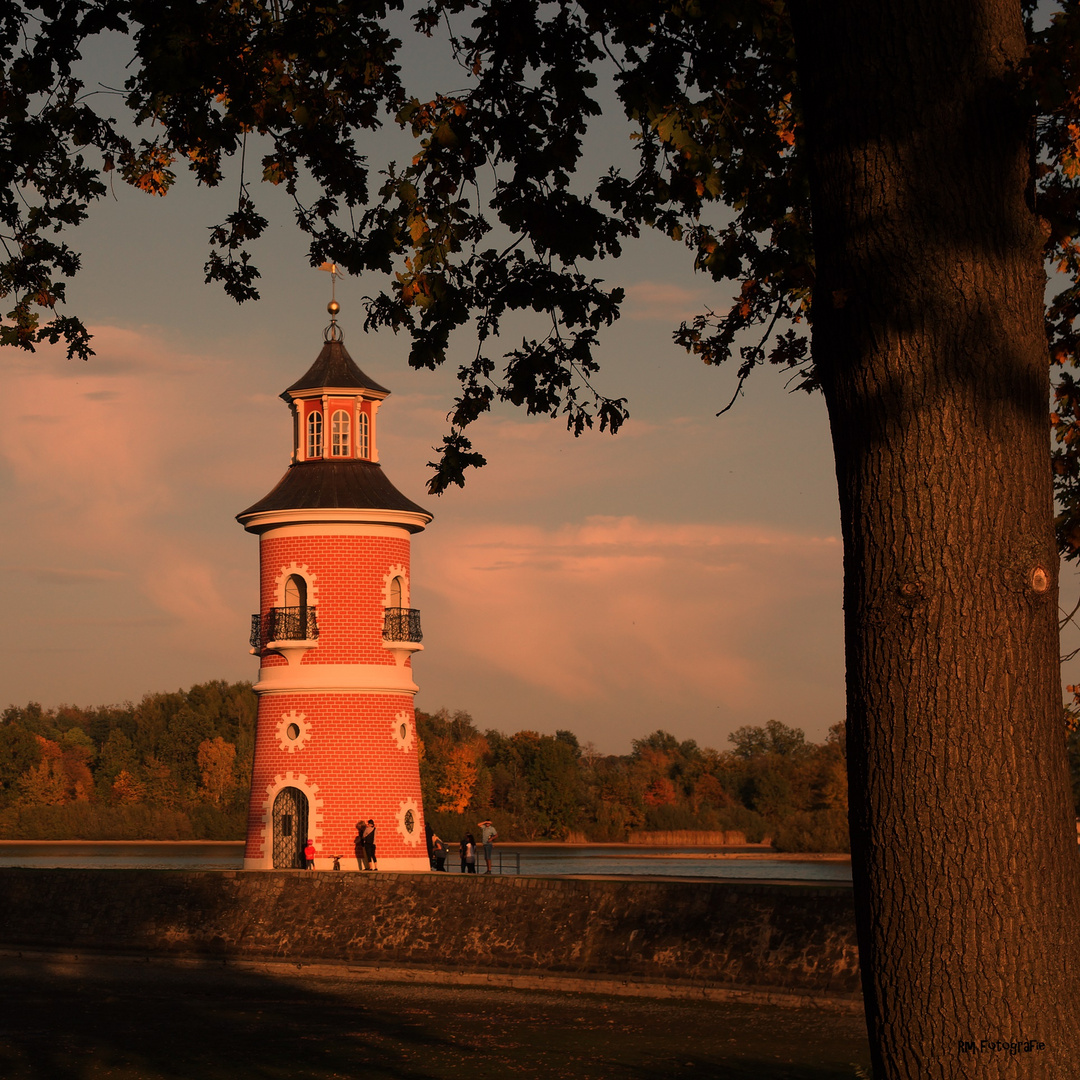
436, 741, 485, 813
112, 769, 145, 805
197, 737, 237, 808
643, 777, 677, 807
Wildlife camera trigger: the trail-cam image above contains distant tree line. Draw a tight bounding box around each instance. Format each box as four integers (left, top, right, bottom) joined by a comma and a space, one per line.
35, 677, 1079, 852
0, 681, 255, 840
417, 711, 851, 853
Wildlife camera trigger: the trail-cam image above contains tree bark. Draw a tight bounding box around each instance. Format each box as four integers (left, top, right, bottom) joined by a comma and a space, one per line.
790, 1, 1080, 1075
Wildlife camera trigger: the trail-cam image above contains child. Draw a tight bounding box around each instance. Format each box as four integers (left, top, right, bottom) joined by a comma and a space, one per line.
303, 838, 315, 870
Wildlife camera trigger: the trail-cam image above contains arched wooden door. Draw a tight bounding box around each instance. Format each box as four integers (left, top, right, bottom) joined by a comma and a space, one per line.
272, 786, 309, 869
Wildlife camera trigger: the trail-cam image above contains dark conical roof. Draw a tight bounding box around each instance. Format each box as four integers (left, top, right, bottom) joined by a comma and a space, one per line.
283, 339, 390, 397
237, 460, 431, 529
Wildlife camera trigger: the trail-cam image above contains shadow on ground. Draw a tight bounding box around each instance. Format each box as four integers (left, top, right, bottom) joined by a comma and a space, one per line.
0, 953, 871, 1079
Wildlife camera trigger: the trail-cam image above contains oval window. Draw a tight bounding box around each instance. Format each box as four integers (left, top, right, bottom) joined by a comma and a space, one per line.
404, 809, 415, 833
286, 723, 300, 741
399, 723, 407, 740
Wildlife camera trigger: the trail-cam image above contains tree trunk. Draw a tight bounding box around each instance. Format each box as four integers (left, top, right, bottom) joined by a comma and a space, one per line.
790, 1, 1080, 1075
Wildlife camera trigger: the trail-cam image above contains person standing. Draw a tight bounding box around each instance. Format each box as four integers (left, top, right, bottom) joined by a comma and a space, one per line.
458, 835, 468, 874
432, 834, 447, 872
478, 820, 498, 874
303, 838, 316, 870
463, 833, 477, 874
355, 821, 371, 871
425, 821, 435, 869
363, 818, 378, 871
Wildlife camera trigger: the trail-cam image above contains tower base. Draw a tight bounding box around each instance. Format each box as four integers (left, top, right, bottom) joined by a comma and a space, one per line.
243, 855, 431, 872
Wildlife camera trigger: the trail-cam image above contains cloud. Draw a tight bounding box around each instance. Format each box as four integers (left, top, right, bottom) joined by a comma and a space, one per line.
138, 544, 238, 631
0, 321, 844, 748
0, 325, 255, 680
622, 281, 718, 322
418, 515, 842, 734
3, 566, 126, 585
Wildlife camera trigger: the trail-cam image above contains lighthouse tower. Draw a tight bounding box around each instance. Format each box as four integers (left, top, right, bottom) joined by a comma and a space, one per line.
237, 305, 432, 871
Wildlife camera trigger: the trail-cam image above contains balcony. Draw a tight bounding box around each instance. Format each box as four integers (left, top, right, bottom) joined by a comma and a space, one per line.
250, 606, 319, 654
383, 607, 423, 643
383, 607, 423, 665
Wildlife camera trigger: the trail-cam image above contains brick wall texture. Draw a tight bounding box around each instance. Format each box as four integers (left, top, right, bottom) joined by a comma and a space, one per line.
248, 530, 424, 865
245, 692, 425, 865
259, 533, 411, 667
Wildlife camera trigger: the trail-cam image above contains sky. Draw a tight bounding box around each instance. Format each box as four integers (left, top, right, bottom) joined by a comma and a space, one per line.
0, 23, 852, 754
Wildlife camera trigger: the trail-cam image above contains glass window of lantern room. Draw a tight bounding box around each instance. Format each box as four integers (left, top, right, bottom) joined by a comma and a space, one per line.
307, 410, 323, 458
357, 411, 370, 459
331, 410, 350, 456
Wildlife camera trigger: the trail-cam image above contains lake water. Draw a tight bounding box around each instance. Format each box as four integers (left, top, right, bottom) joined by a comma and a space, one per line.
0, 842, 851, 883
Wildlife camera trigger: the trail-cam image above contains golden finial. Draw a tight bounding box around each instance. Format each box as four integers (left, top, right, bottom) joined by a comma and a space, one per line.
319, 263, 343, 342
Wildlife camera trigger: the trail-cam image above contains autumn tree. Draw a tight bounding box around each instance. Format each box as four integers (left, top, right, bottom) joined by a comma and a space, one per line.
0, 723, 42, 807
5, 1, 1080, 1074
0, 682, 256, 836
59, 726, 94, 800
17, 738, 69, 806
513, 732, 583, 838
728, 719, 809, 761
111, 768, 145, 805
435, 741, 483, 812
196, 736, 237, 808
96, 729, 140, 799
416, 708, 490, 814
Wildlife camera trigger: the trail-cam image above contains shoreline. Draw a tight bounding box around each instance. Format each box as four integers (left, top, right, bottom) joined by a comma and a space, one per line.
0, 839, 243, 846
0, 839, 850, 860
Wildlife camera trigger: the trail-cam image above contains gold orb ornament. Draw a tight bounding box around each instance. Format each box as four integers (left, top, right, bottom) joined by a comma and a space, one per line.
328, 300, 340, 317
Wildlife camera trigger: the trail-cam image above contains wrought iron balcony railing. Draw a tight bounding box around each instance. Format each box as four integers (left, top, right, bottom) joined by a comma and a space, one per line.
383, 607, 423, 643
250, 606, 319, 651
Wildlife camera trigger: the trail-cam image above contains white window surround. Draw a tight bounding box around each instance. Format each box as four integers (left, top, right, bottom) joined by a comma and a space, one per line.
391, 709, 415, 753
274, 563, 319, 608
243, 770, 324, 871
276, 710, 313, 753
383, 565, 410, 607
396, 796, 423, 847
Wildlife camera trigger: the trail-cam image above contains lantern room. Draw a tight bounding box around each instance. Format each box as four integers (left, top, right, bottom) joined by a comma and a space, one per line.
282, 336, 389, 465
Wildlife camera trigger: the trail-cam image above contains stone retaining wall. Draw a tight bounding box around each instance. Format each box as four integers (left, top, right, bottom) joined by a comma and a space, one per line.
0, 869, 860, 1001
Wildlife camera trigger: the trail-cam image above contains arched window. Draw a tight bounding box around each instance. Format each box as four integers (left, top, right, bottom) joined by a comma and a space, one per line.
331, 410, 351, 456
357, 411, 370, 459
285, 574, 307, 610
307, 411, 323, 458
390, 576, 403, 608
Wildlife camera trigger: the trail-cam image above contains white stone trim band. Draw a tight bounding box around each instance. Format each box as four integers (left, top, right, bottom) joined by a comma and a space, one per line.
254, 662, 419, 695
241, 507, 431, 534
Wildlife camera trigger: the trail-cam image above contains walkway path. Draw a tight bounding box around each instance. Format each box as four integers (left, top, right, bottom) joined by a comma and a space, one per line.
0, 951, 870, 1079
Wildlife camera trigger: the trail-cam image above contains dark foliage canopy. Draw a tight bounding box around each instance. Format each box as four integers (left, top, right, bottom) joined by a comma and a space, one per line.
7, 0, 1080, 521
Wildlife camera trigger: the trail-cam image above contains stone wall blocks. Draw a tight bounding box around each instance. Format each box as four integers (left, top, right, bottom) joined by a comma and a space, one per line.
0, 871, 858, 1000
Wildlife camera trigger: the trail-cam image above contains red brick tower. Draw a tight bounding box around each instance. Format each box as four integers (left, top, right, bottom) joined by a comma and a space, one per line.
237, 311, 432, 871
